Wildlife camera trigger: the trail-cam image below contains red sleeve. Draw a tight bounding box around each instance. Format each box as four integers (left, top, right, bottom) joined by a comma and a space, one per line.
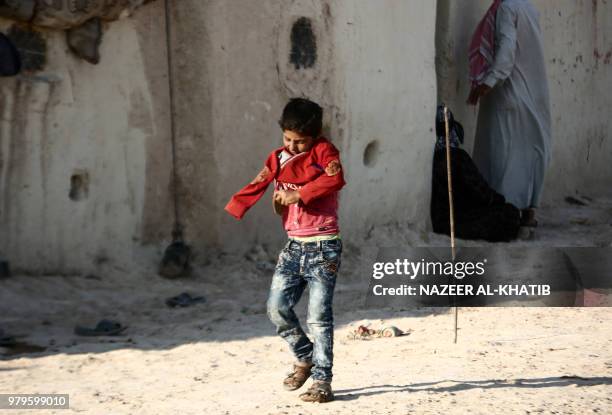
224, 151, 278, 219
298, 141, 346, 205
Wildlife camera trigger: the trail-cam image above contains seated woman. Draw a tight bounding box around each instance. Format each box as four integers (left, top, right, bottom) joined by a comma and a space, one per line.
431, 106, 520, 242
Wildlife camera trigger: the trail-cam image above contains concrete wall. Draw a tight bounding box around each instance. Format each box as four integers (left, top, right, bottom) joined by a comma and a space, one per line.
3, 0, 611, 275
332, 1, 437, 240
162, 0, 438, 255
0, 1, 438, 273
0, 3, 173, 273
436, 0, 612, 204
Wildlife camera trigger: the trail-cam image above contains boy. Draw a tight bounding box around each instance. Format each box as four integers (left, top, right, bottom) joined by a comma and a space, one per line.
225, 98, 345, 403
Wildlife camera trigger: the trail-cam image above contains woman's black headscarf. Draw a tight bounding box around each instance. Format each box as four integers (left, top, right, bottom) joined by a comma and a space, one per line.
435, 105, 464, 151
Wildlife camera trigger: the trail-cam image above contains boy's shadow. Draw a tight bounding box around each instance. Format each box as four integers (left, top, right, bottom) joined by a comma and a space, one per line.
335, 376, 612, 401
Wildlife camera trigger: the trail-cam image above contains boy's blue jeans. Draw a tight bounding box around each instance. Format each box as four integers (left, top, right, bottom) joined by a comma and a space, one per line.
266, 238, 342, 382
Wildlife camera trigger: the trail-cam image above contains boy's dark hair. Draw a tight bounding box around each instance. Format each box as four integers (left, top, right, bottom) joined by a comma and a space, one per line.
279, 98, 323, 137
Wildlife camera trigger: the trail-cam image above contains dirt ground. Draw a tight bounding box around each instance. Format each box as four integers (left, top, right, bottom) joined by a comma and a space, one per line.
1, 197, 611, 414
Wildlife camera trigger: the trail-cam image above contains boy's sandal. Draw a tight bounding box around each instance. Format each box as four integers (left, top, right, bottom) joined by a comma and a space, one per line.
299, 381, 334, 403
283, 362, 313, 391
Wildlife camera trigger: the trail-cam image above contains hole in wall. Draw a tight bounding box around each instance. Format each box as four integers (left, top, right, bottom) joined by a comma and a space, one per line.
363, 140, 380, 167
69, 169, 89, 201
289, 17, 317, 70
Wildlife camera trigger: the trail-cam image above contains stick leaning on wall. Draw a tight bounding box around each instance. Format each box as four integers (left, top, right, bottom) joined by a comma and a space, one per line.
443, 105, 459, 344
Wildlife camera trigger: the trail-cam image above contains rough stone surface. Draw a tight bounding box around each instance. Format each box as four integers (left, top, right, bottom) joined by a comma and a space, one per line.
0, 0, 35, 22
66, 17, 102, 64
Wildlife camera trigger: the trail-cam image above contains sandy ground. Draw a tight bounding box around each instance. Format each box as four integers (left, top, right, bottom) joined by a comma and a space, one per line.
1, 197, 612, 414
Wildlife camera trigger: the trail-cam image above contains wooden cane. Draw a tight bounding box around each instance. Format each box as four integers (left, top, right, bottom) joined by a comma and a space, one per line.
443, 106, 458, 344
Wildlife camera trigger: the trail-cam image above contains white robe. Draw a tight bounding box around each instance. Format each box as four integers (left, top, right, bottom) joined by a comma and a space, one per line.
473, 0, 551, 209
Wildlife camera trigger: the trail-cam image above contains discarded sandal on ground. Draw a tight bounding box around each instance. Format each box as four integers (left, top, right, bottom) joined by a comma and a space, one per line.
299, 380, 334, 403
348, 325, 410, 340
379, 326, 406, 337
74, 319, 126, 337
283, 362, 313, 391
165, 292, 206, 308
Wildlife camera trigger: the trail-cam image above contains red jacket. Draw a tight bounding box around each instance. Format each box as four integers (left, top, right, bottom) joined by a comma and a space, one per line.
225, 137, 345, 236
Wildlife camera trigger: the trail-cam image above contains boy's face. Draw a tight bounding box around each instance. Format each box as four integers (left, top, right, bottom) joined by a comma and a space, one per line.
283, 130, 314, 155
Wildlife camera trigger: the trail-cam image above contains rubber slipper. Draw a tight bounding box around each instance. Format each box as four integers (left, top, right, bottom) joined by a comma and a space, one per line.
74, 319, 126, 336
165, 292, 206, 308
378, 326, 410, 337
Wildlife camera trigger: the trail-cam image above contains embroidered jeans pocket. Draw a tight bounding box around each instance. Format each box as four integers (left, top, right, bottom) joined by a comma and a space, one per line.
320, 247, 341, 275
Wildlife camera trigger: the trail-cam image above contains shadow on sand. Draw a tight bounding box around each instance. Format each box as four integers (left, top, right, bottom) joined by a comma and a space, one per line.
335, 376, 612, 400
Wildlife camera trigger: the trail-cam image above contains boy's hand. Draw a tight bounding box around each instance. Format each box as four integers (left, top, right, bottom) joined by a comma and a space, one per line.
273, 195, 287, 215
274, 190, 301, 206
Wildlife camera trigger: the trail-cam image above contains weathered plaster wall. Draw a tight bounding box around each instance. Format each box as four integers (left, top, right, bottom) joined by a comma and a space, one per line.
173, 0, 437, 255
436, 0, 612, 204
0, 2, 173, 273
0, 0, 436, 273
5, 0, 609, 275
332, 0, 437, 239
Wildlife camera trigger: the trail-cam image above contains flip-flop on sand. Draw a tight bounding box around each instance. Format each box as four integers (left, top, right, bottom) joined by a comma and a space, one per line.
347, 325, 411, 340
74, 319, 127, 337
165, 292, 206, 308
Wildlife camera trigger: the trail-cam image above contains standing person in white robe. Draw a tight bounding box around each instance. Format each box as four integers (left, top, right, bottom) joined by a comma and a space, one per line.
470, 0, 551, 227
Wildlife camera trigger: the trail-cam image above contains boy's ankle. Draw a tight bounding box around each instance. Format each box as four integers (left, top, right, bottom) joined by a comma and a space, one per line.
295, 360, 313, 368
